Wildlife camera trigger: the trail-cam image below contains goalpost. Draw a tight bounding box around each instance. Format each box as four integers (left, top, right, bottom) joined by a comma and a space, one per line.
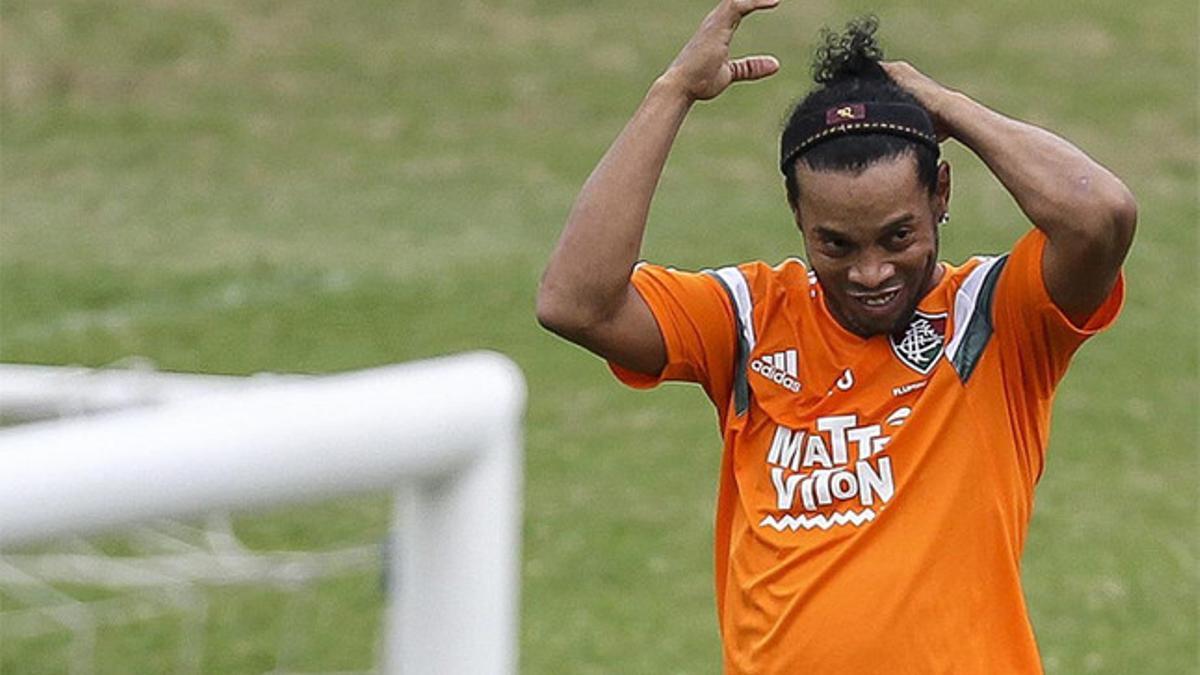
0, 352, 526, 674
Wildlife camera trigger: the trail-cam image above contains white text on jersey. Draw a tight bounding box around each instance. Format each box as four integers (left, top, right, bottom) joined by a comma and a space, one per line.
751, 349, 801, 393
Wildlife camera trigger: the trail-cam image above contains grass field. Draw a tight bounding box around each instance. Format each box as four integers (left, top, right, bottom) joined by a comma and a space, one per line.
1, 0, 1197, 672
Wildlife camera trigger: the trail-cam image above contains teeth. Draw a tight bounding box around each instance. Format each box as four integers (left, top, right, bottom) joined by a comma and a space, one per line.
861, 291, 898, 307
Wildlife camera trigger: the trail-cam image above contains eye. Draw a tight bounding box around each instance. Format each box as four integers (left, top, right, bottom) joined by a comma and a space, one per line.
822, 237, 852, 256
886, 227, 914, 249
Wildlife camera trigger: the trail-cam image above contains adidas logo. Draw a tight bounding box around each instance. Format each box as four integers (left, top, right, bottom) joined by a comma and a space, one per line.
751, 349, 801, 393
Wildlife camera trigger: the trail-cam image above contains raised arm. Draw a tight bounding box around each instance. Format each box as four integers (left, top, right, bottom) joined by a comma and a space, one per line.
883, 62, 1137, 326
536, 0, 781, 375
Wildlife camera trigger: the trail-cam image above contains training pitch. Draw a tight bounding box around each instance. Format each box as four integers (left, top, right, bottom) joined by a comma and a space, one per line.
1, 0, 1196, 672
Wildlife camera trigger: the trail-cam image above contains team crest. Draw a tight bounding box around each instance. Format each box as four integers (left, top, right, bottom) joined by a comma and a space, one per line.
889, 311, 947, 375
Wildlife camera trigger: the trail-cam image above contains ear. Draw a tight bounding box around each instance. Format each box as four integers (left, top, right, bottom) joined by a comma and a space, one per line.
934, 161, 951, 218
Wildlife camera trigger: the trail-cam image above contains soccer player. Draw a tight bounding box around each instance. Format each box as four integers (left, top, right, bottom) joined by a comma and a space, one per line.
536, 0, 1136, 671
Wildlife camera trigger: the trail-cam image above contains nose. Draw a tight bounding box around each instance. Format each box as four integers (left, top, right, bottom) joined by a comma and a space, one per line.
847, 254, 896, 289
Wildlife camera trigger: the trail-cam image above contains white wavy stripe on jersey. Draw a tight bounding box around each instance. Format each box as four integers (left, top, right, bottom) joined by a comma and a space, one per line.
712, 267, 757, 355
945, 255, 1004, 364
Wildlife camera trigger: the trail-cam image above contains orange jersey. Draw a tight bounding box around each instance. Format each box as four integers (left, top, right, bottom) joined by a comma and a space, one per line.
609, 230, 1124, 674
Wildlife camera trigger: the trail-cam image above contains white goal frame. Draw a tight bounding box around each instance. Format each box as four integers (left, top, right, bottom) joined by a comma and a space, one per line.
0, 351, 526, 674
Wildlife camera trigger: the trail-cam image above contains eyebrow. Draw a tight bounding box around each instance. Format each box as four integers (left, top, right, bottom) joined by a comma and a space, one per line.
812, 213, 917, 241
813, 226, 847, 240
880, 213, 917, 232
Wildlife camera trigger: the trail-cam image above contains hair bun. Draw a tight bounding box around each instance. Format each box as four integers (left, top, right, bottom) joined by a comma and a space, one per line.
812, 16, 887, 85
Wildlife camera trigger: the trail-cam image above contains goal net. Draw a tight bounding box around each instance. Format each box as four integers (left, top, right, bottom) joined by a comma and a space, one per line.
0, 353, 525, 674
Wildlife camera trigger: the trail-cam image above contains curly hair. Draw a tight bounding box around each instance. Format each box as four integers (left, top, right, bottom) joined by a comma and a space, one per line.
782, 17, 939, 208
811, 16, 888, 85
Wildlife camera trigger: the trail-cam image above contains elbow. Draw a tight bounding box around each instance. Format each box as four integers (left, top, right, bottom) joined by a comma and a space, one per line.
535, 281, 587, 340
535, 291, 568, 337
1061, 180, 1138, 260
537, 278, 621, 343
1091, 183, 1137, 258
1108, 184, 1138, 248
535, 282, 566, 335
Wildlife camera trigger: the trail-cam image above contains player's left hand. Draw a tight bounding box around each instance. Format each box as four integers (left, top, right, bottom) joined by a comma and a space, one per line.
880, 61, 956, 142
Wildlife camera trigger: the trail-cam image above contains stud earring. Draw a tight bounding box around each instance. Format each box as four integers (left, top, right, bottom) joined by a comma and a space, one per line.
938, 212, 951, 225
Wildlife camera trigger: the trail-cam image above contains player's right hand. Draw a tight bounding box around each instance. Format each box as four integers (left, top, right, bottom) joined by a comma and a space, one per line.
659, 0, 782, 102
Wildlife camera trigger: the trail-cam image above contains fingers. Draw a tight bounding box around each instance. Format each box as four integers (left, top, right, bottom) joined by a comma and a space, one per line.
730, 0, 781, 17
729, 55, 780, 83
879, 60, 916, 79
716, 0, 780, 25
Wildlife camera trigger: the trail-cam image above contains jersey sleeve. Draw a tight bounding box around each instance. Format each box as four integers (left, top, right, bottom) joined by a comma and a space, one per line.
990, 229, 1124, 482
993, 228, 1125, 397
608, 263, 737, 410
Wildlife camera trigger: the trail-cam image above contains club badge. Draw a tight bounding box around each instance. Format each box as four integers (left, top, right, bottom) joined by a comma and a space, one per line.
890, 311, 946, 375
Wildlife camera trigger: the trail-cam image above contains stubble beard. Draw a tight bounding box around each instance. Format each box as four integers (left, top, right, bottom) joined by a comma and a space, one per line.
825, 247, 941, 339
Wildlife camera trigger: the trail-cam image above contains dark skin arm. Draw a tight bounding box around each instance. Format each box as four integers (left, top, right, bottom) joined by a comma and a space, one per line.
883, 62, 1137, 325
536, 0, 782, 375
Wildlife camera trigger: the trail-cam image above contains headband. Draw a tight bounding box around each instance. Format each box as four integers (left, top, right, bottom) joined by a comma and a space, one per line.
779, 102, 940, 174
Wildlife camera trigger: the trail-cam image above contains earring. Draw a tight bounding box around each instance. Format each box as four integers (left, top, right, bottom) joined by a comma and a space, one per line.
938, 212, 951, 225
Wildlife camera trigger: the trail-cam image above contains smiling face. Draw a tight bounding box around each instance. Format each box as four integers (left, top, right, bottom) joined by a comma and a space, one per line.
792, 152, 950, 338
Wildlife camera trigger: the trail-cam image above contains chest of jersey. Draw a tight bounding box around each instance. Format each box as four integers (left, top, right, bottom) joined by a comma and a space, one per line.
727, 269, 995, 541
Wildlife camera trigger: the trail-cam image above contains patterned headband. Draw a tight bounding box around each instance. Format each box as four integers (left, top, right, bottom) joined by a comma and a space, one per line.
779, 102, 940, 174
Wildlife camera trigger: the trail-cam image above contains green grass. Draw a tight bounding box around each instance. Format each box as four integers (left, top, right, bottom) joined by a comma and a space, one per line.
1, 0, 1196, 672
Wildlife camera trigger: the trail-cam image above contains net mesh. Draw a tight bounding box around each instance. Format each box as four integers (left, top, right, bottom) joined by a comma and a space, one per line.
1, 509, 390, 674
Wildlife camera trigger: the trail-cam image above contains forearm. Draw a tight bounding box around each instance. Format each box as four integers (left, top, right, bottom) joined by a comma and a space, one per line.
538, 78, 693, 330
538, 0, 779, 346
935, 91, 1136, 244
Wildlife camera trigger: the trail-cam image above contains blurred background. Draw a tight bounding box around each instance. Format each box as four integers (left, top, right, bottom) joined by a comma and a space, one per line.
1, 0, 1196, 672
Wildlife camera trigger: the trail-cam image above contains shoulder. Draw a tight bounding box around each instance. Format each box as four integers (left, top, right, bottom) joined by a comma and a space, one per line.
714, 257, 811, 297
942, 252, 1008, 295
698, 259, 820, 361
637, 258, 816, 328
943, 230, 1048, 292
702, 258, 812, 316
942, 231, 1052, 316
